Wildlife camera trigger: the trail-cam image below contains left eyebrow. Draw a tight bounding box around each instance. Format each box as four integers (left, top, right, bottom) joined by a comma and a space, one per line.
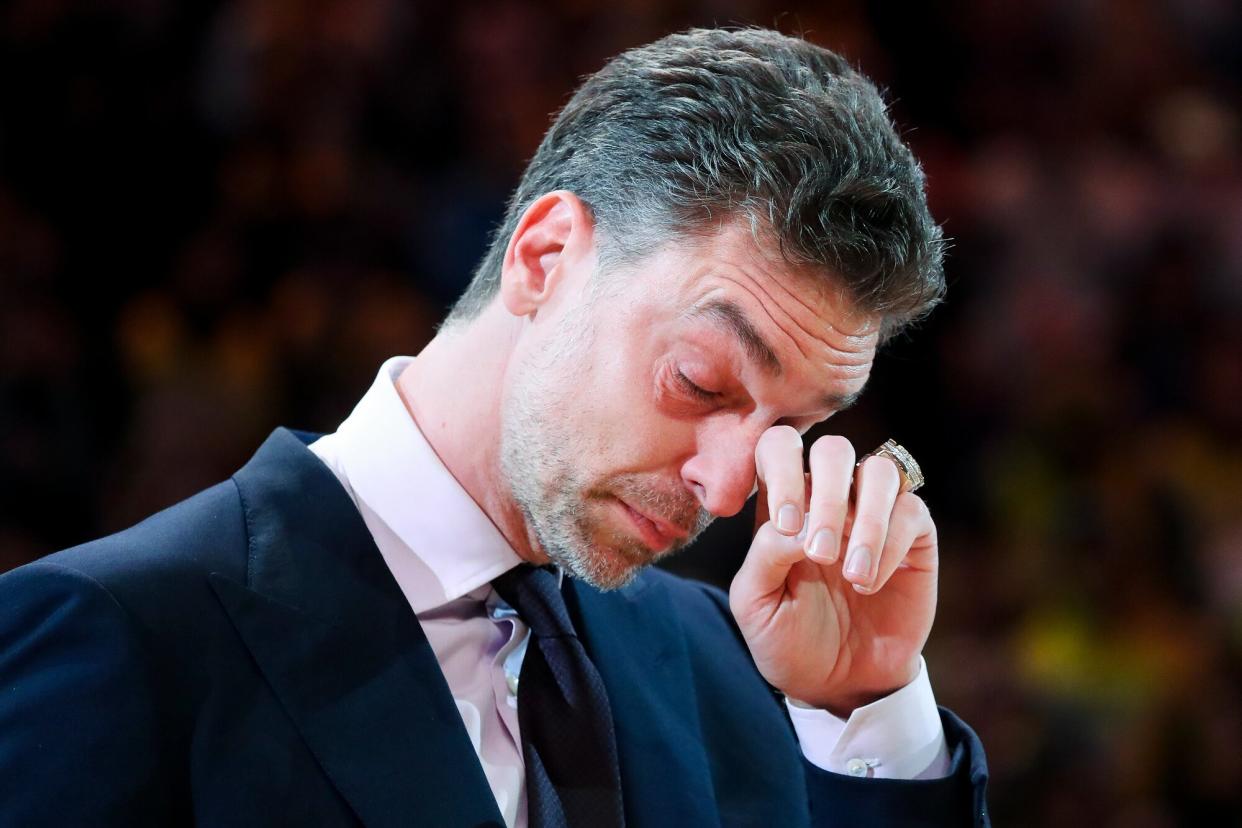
685, 298, 865, 414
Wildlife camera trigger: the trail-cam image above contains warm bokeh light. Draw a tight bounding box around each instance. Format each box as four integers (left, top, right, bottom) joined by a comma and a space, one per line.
1, 2, 1239, 824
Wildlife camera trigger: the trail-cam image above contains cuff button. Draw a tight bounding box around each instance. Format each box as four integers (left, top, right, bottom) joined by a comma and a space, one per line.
845, 757, 879, 777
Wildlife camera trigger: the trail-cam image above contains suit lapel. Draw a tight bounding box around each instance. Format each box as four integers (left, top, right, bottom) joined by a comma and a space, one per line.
567, 574, 720, 828
211, 428, 503, 828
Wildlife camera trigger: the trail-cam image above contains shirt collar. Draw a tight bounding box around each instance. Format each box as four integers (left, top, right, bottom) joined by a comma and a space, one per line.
327, 357, 524, 612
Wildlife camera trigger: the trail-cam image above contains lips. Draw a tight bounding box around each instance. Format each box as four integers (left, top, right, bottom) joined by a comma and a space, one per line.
614, 497, 689, 551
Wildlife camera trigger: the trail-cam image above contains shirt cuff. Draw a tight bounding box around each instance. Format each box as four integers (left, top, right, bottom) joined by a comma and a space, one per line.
785, 656, 952, 780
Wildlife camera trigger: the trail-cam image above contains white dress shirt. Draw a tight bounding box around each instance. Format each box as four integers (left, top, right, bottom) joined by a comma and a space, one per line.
309, 357, 950, 827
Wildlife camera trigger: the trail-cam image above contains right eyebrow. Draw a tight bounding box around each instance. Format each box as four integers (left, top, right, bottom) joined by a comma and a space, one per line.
686, 298, 866, 414
686, 299, 783, 377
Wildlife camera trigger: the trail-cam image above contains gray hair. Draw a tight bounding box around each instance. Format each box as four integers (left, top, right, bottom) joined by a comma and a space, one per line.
445, 27, 946, 338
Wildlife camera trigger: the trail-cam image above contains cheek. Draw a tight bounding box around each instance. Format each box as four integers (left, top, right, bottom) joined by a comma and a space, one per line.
558, 353, 683, 470
563, 305, 699, 472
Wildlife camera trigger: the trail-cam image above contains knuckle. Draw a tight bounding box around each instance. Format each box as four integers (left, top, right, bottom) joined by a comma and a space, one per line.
895, 492, 926, 519
860, 454, 900, 485
913, 495, 931, 520
852, 513, 890, 538
756, 424, 801, 456
755, 428, 804, 482
809, 434, 849, 459
753, 520, 783, 546
809, 434, 854, 467
809, 493, 849, 517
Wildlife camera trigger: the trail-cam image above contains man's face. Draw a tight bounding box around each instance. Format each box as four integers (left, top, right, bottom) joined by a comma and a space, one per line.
499, 222, 879, 589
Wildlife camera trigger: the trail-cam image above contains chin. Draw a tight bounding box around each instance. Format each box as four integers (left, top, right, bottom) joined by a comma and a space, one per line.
533, 499, 684, 591
552, 532, 659, 592
557, 548, 645, 592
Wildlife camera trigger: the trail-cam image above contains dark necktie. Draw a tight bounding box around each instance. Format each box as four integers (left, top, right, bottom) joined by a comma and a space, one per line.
491, 565, 626, 828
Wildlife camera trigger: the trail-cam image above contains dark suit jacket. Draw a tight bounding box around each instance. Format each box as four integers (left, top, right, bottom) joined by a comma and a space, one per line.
0, 429, 990, 827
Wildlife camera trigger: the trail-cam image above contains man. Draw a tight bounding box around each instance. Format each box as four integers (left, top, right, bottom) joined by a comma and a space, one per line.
0, 27, 989, 827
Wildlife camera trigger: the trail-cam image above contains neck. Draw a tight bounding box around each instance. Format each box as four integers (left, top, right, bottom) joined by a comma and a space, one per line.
394, 306, 545, 565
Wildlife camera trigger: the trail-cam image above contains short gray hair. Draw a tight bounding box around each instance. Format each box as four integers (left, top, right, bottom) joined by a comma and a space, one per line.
445, 27, 946, 338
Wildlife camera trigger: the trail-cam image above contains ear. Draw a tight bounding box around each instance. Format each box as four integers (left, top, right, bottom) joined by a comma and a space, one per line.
500, 191, 596, 318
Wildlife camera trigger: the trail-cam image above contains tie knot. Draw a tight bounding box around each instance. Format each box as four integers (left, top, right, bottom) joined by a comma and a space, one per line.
491, 564, 576, 640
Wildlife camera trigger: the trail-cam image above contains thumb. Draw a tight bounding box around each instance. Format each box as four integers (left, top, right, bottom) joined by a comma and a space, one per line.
730, 521, 806, 621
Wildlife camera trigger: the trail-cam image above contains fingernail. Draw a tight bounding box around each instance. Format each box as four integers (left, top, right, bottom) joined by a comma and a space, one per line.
777, 503, 801, 534
844, 545, 872, 581
808, 529, 836, 562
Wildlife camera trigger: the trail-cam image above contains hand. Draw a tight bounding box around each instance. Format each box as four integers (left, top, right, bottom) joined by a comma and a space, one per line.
727, 427, 938, 716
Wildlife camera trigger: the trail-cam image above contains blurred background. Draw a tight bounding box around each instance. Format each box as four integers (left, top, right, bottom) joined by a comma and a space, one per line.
1, 0, 1239, 824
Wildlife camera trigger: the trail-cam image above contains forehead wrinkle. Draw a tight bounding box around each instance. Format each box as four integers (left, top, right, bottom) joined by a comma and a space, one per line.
719, 253, 834, 334
679, 220, 875, 363
729, 270, 878, 370
704, 271, 861, 368
694, 273, 876, 417
686, 299, 783, 376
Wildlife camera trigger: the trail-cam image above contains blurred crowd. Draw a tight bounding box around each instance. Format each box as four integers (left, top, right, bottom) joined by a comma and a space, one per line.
1, 0, 1239, 824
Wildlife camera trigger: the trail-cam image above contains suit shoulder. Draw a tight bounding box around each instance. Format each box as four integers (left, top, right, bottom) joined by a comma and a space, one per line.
21, 479, 249, 601
641, 567, 740, 643
644, 566, 730, 610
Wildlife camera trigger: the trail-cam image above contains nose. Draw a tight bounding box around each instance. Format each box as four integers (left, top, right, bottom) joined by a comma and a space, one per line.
679, 419, 762, 518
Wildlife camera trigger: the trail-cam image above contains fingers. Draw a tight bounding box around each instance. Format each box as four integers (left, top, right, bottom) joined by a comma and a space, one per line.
867, 492, 936, 593
730, 520, 808, 616
804, 436, 855, 565
749, 430, 937, 598
841, 454, 901, 591
754, 426, 806, 536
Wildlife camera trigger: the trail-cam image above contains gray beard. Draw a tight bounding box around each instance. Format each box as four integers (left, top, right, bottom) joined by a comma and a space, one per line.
499, 385, 716, 590
499, 367, 648, 590
496, 296, 713, 590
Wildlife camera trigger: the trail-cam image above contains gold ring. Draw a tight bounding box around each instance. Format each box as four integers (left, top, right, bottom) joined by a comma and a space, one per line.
861, 439, 924, 493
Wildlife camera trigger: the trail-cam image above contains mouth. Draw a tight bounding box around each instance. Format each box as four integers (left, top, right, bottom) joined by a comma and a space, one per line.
612, 496, 689, 552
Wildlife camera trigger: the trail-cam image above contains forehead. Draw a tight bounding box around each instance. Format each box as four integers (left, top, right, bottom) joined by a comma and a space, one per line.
628, 223, 880, 388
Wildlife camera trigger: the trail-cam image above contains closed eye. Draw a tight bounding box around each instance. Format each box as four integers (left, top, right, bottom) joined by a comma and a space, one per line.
675, 369, 721, 401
